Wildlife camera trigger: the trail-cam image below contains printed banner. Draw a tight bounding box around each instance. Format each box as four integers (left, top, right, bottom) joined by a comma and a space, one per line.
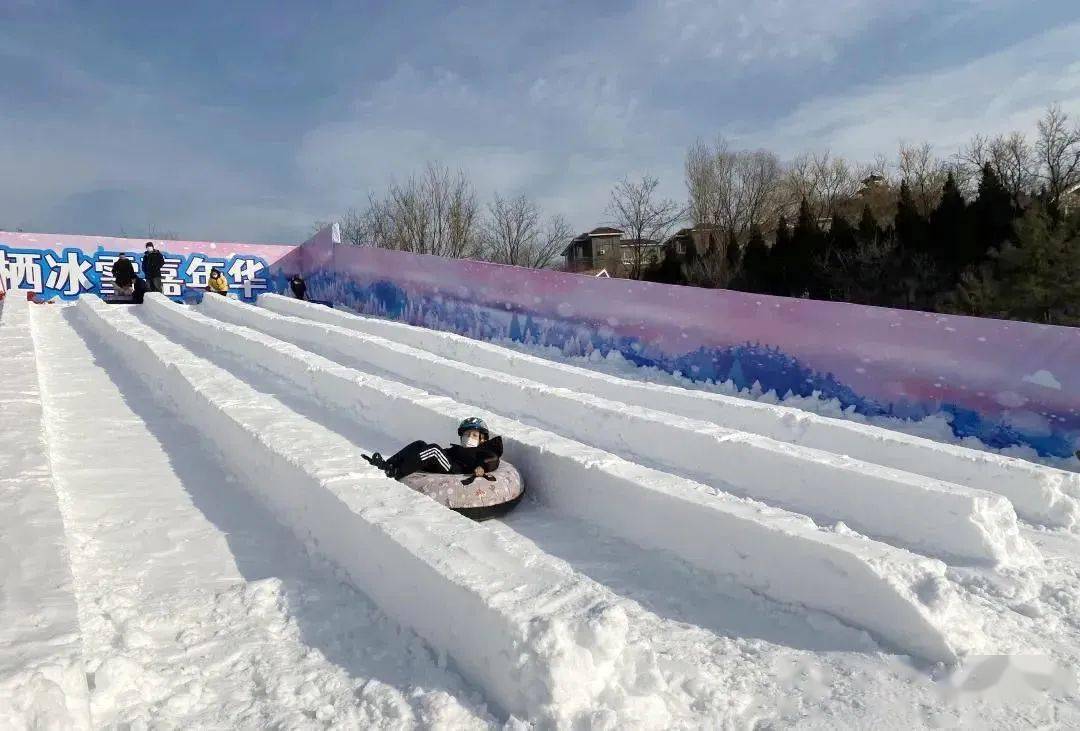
0, 231, 299, 302
293, 232, 1080, 459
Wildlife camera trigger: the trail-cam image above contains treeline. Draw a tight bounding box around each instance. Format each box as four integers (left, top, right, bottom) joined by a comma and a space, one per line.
648, 104, 1080, 326
649, 164, 1080, 326
328, 162, 571, 269
328, 104, 1080, 326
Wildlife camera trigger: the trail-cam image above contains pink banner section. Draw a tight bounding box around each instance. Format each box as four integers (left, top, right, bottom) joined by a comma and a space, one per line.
0, 230, 299, 301
295, 232, 1080, 458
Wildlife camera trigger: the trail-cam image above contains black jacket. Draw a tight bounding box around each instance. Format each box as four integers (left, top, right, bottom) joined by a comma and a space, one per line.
386, 436, 503, 479
444, 436, 503, 474
112, 257, 135, 287
290, 277, 307, 299
142, 250, 165, 278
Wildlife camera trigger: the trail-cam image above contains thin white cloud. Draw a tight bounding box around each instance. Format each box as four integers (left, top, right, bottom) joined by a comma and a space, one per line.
753, 21, 1080, 160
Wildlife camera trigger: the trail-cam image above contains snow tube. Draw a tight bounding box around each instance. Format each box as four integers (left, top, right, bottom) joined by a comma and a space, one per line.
399, 462, 524, 520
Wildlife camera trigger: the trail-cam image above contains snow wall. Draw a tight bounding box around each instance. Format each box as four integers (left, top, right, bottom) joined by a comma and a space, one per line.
0, 230, 300, 302
282, 226, 1080, 459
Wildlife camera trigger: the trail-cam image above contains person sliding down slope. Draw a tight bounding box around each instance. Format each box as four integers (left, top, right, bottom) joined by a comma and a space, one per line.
364, 417, 502, 485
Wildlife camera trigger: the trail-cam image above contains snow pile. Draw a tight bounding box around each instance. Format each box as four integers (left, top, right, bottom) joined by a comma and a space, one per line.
0, 298, 90, 730
262, 293, 1080, 530
235, 294, 1036, 567
180, 294, 975, 663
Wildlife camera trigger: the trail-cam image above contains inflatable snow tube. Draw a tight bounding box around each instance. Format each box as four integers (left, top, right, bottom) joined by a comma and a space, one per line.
399, 462, 525, 520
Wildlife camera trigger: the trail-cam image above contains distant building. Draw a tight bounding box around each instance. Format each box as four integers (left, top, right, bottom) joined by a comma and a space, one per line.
562, 227, 666, 275
561, 227, 623, 273
858, 173, 888, 195
1063, 182, 1080, 216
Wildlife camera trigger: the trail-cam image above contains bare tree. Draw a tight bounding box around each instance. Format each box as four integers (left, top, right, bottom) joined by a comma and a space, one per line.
1036, 104, 1080, 215
354, 162, 480, 258
896, 141, 949, 216
685, 140, 718, 227
782, 152, 859, 219
481, 193, 571, 269
608, 175, 684, 279
961, 132, 1038, 204
145, 225, 181, 241
337, 208, 365, 246
685, 138, 782, 236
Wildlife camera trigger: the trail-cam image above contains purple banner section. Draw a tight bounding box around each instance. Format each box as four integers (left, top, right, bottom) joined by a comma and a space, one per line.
285, 230, 1080, 458
1, 230, 299, 302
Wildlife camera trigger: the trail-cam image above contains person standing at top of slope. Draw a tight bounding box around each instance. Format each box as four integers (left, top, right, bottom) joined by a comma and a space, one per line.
207, 268, 229, 296
111, 253, 136, 296
142, 242, 165, 293
289, 274, 307, 300
364, 417, 503, 483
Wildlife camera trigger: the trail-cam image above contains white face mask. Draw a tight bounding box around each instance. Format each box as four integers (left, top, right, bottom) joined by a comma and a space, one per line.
461, 431, 482, 448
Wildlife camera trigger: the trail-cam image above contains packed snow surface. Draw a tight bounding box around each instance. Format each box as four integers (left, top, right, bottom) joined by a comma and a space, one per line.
3, 293, 1080, 728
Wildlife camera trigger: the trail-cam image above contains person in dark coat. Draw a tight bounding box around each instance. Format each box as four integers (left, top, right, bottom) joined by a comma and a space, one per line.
364, 417, 502, 483
132, 276, 148, 304
111, 253, 136, 295
142, 242, 165, 293
289, 274, 308, 300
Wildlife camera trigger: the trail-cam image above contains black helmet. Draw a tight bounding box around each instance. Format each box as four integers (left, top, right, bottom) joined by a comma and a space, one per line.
457, 417, 489, 439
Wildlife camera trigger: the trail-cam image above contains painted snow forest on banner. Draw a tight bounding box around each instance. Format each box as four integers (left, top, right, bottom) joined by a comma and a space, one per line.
282, 269, 1079, 459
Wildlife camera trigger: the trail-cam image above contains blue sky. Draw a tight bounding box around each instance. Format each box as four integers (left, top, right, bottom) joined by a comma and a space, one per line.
2, 0, 1078, 243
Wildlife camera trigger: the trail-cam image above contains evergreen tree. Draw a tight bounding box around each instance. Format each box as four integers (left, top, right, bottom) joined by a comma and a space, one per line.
894, 180, 928, 253
789, 198, 826, 296
947, 205, 1080, 325
819, 215, 857, 301
739, 225, 771, 293
769, 214, 792, 295
828, 215, 857, 252
508, 312, 522, 342
970, 162, 1016, 263
857, 204, 880, 247
894, 180, 934, 307
928, 172, 971, 277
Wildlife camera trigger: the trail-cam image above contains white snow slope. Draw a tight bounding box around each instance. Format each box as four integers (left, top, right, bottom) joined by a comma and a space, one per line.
3, 292, 1080, 729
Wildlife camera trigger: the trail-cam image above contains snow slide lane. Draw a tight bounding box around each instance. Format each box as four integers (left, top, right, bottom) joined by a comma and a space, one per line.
261, 294, 1079, 530
33, 305, 491, 728
0, 298, 90, 729
147, 294, 971, 664
214, 294, 1033, 567
80, 298, 762, 727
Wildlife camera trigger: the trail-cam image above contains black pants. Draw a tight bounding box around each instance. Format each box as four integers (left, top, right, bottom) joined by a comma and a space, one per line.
387, 441, 454, 478
146, 276, 163, 293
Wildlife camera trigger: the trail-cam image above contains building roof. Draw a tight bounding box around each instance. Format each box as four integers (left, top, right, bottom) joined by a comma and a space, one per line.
562, 226, 626, 257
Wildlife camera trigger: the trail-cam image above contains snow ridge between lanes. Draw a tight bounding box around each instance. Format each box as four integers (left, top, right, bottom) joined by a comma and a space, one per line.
260, 293, 1079, 529
0, 298, 90, 730
79, 297, 735, 726
149, 294, 976, 664
212, 294, 1035, 567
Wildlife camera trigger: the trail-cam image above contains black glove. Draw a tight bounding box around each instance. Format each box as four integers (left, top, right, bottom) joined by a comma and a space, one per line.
460, 473, 497, 486
363, 453, 392, 474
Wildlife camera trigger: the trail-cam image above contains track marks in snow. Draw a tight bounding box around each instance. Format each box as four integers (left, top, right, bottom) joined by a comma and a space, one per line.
33, 306, 490, 728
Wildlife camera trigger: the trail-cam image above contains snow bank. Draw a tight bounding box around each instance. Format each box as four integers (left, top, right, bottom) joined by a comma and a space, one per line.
166, 295, 974, 662
230, 295, 1032, 566
0, 299, 90, 729
77, 297, 676, 724
261, 294, 1080, 530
